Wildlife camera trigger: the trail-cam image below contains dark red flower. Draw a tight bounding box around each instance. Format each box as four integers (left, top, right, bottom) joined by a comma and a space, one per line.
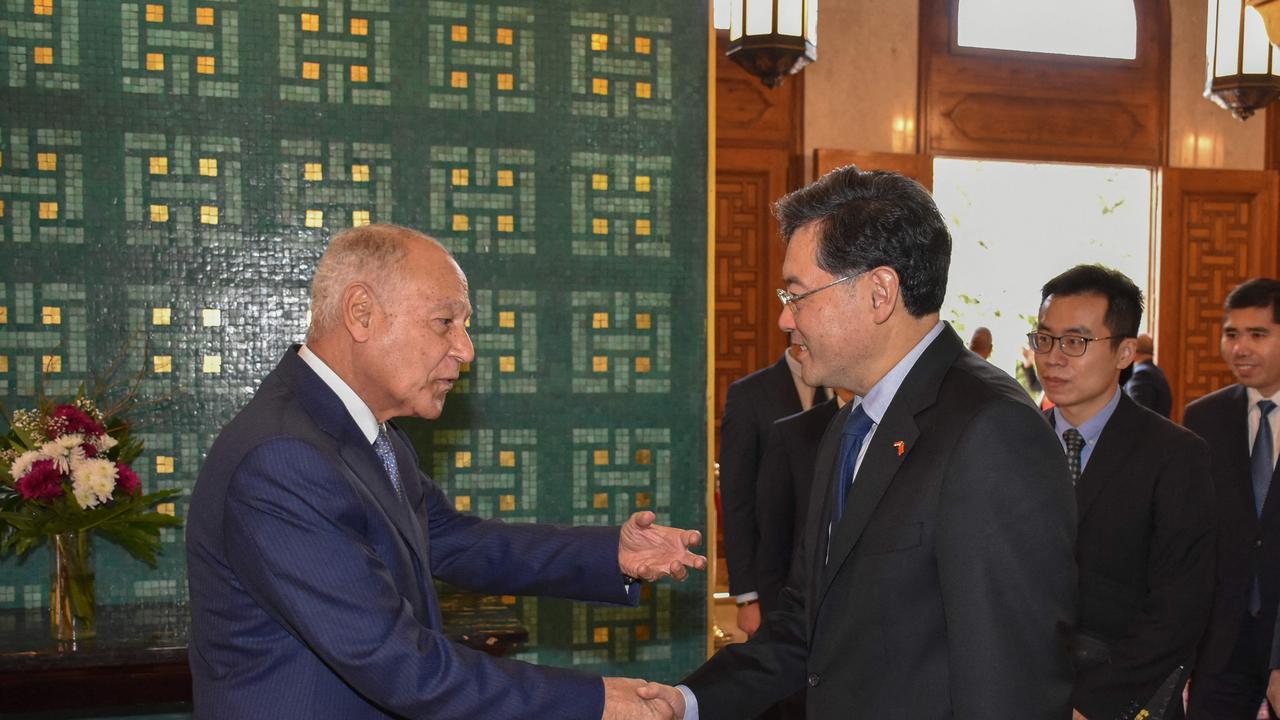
49, 405, 104, 437
15, 460, 65, 501
115, 463, 141, 495
80, 443, 98, 458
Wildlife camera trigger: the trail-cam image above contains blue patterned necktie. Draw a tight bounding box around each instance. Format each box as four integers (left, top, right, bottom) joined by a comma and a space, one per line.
373, 427, 403, 500
1248, 400, 1276, 615
831, 404, 875, 527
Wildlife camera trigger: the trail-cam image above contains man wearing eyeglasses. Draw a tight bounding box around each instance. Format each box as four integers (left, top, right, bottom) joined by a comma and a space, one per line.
1184, 278, 1280, 720
1032, 264, 1214, 720
638, 166, 1076, 719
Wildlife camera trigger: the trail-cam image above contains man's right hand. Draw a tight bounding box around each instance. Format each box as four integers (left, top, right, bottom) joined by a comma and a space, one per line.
602, 677, 675, 720
736, 601, 761, 638
637, 682, 686, 719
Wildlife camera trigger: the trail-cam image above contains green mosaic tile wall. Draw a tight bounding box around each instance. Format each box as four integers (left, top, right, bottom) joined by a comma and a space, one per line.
0, 0, 709, 684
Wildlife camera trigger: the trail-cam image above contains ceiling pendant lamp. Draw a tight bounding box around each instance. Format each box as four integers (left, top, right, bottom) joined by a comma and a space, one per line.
726, 0, 818, 89
1205, 0, 1280, 120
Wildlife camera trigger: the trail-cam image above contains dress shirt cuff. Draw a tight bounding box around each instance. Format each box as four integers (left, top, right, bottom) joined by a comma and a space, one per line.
733, 591, 759, 605
676, 685, 700, 720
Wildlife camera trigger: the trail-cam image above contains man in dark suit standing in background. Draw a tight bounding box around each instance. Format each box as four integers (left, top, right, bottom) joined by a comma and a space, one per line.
1125, 333, 1173, 418
187, 224, 704, 720
1033, 265, 1214, 720
754, 395, 841, 623
719, 346, 824, 639
641, 166, 1077, 719
1186, 278, 1280, 719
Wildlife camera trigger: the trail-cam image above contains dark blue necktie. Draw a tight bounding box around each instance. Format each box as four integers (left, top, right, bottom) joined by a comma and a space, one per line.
1248, 400, 1275, 615
831, 404, 875, 527
373, 427, 403, 500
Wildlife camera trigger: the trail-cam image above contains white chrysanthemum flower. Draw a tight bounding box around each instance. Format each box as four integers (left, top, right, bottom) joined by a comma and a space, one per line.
94, 434, 118, 452
56, 433, 84, 450
9, 450, 42, 480
72, 484, 99, 510
71, 458, 118, 508
39, 440, 72, 474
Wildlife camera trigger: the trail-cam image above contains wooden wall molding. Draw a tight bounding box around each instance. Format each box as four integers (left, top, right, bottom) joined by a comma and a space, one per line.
813, 149, 934, 190
1157, 168, 1280, 418
918, 0, 1170, 165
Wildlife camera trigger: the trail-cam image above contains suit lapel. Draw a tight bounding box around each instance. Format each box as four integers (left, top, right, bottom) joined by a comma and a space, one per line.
1223, 386, 1260, 522
284, 348, 432, 574
809, 325, 962, 627
1073, 394, 1138, 523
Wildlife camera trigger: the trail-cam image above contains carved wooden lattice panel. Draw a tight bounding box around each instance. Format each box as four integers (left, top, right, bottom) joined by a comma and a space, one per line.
1179, 195, 1254, 404
715, 170, 770, 407
1158, 168, 1279, 420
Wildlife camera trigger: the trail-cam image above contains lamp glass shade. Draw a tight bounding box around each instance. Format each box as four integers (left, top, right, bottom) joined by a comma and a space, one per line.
746, 0, 773, 36
730, 0, 744, 40
807, 0, 818, 44
777, 0, 803, 36
1205, 0, 1280, 119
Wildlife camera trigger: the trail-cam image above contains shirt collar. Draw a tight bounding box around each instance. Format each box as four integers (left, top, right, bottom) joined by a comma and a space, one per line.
1053, 384, 1122, 447
298, 344, 380, 444
855, 321, 946, 424
1247, 386, 1280, 412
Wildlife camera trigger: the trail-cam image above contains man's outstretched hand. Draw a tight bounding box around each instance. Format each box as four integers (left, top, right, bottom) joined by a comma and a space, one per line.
618, 511, 706, 582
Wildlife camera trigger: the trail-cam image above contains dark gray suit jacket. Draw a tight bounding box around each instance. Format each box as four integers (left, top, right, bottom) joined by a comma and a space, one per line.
1052, 394, 1214, 718
686, 325, 1077, 719
720, 354, 810, 597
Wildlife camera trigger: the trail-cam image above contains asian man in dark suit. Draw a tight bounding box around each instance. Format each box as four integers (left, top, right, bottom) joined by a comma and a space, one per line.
1033, 265, 1215, 720
186, 224, 704, 720
640, 166, 1077, 719
1185, 278, 1280, 720
720, 347, 822, 637
1125, 333, 1173, 418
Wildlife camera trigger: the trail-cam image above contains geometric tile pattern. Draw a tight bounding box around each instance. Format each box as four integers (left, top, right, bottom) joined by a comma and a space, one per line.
277, 0, 390, 105
427, 145, 536, 255
424, 1, 536, 113
0, 128, 84, 244
571, 291, 671, 393
121, 1, 241, 97
124, 133, 243, 245
0, 0, 708, 684
569, 11, 672, 120
571, 152, 671, 257
0, 0, 82, 90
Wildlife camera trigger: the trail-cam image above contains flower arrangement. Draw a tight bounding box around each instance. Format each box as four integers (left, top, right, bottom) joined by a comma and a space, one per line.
0, 395, 181, 564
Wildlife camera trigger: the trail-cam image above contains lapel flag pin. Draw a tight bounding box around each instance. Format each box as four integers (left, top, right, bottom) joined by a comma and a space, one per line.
893, 440, 905, 456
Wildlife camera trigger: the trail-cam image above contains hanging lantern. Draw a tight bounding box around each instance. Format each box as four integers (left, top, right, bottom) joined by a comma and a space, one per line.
726, 0, 818, 89
1205, 0, 1280, 120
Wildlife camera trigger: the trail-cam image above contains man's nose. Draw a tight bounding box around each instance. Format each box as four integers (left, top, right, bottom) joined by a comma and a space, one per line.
456, 329, 476, 363
778, 303, 796, 333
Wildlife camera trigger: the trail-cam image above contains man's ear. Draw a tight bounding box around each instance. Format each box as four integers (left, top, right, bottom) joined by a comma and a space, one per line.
1115, 336, 1138, 371
868, 267, 900, 324
343, 283, 376, 343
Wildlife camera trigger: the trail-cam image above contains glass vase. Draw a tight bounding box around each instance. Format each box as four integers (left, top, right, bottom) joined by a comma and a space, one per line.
49, 530, 96, 641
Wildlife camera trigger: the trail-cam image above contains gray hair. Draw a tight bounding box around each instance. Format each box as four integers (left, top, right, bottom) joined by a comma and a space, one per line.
306, 224, 431, 341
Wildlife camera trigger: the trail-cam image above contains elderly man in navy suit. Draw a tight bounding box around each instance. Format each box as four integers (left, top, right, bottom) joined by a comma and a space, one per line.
187, 224, 704, 720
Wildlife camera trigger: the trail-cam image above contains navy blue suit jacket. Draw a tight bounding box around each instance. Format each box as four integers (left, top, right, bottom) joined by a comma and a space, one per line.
187, 348, 637, 719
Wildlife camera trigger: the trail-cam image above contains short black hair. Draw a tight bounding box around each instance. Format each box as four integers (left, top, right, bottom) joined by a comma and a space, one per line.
773, 165, 952, 317
1225, 278, 1280, 323
1040, 264, 1144, 347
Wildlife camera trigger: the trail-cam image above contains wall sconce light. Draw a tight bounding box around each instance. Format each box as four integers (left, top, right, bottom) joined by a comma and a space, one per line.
726, 0, 818, 88
1205, 0, 1280, 120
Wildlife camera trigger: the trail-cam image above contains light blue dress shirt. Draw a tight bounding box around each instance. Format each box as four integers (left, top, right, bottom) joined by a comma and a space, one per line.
1051, 384, 1122, 472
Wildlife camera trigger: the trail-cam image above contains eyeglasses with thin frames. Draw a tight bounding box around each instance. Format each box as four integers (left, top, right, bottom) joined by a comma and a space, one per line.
777, 274, 857, 312
1026, 332, 1121, 358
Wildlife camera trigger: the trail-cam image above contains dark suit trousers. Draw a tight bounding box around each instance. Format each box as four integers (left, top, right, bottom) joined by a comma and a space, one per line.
1189, 613, 1277, 720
